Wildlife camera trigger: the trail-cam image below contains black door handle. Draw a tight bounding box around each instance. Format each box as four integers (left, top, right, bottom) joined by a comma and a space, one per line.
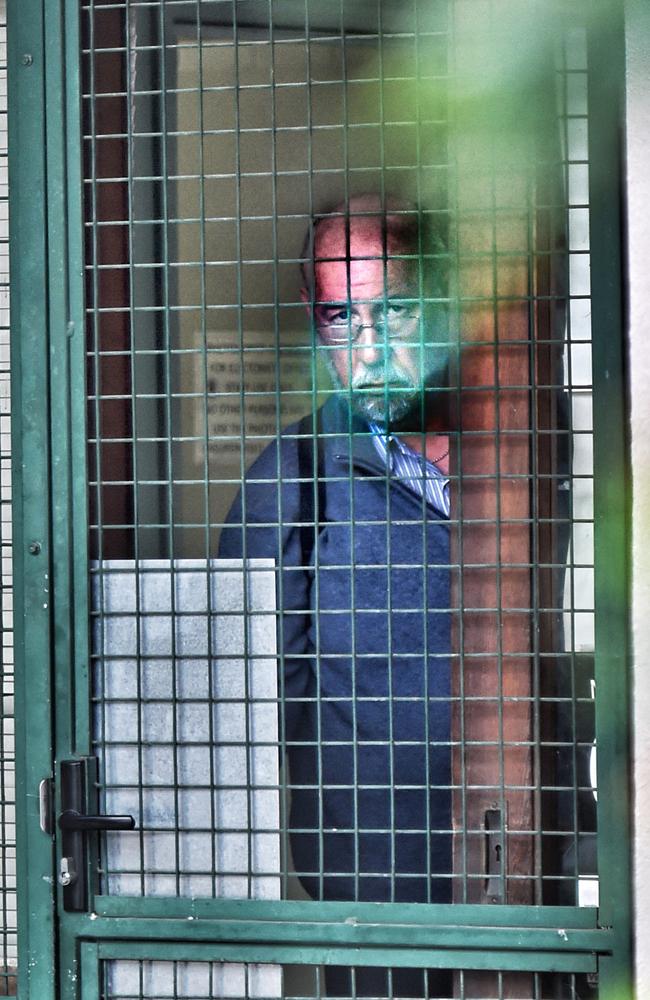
58, 758, 136, 911
58, 809, 135, 832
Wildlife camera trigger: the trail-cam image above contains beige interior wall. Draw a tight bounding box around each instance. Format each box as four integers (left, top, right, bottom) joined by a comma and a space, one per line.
173, 32, 449, 552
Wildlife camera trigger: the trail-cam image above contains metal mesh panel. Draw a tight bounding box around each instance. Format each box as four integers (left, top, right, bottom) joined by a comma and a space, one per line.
0, 0, 16, 992
556, 24, 596, 911
83, 1, 596, 911
100, 959, 598, 1000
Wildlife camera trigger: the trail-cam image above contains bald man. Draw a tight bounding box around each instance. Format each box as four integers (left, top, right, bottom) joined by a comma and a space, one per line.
219, 196, 453, 997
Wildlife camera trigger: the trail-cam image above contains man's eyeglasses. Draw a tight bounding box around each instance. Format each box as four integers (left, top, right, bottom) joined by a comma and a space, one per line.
315, 301, 421, 345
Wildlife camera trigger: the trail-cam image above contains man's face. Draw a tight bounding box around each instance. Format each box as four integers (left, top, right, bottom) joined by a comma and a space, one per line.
305, 219, 445, 428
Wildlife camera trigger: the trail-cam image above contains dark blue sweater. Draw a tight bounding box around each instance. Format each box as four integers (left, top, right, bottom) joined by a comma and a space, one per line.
219, 396, 452, 903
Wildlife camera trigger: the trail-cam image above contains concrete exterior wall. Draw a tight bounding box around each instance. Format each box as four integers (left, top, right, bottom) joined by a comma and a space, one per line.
624, 1, 650, 995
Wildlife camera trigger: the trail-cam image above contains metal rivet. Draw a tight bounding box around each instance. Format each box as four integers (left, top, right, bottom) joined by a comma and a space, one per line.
21, 54, 33, 66
29, 541, 41, 555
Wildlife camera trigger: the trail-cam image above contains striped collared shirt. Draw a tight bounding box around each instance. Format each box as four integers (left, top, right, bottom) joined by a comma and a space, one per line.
368, 422, 450, 518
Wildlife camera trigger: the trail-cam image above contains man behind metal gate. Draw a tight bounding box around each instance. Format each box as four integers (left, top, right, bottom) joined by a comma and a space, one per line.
219, 194, 453, 997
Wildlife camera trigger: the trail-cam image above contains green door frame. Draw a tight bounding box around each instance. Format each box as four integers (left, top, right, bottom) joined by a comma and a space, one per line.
9, 0, 89, 995
8, 0, 632, 998
8, 0, 56, 995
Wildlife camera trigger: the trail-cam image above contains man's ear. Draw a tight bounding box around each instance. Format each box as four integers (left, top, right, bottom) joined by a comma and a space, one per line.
300, 286, 311, 317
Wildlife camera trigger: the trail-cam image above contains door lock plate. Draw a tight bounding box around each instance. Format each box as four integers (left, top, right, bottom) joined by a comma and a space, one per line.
59, 856, 76, 888
484, 806, 506, 904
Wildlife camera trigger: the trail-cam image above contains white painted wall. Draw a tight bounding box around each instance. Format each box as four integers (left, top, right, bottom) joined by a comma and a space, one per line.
624, 1, 650, 996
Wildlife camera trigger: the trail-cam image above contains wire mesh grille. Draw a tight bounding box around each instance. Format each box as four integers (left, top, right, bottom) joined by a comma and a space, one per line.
0, 0, 16, 992
83, 1, 596, 912
100, 959, 598, 1000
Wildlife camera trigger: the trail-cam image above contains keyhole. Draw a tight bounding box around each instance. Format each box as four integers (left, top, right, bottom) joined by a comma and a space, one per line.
494, 843, 502, 867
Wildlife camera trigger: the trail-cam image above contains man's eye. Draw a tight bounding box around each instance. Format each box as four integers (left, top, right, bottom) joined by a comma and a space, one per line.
327, 310, 350, 326
387, 303, 407, 315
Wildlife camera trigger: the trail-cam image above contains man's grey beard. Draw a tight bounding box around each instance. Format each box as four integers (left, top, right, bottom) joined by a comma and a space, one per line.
323, 351, 432, 429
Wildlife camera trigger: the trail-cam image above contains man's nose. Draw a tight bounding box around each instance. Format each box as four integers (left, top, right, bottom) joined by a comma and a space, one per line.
354, 320, 386, 366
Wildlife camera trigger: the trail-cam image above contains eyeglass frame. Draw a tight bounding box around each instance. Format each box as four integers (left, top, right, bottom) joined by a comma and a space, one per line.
313, 298, 423, 346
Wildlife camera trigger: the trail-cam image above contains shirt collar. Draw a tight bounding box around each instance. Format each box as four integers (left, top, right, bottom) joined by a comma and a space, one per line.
368, 421, 449, 480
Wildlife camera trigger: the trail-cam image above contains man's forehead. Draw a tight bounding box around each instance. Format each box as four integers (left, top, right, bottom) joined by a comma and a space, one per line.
313, 255, 417, 300
314, 214, 416, 260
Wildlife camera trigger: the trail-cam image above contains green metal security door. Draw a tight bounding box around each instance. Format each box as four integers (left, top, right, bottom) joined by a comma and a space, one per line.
9, 1, 631, 999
